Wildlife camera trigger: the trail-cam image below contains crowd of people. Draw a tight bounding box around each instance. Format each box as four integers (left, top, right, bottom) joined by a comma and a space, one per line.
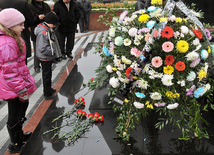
0, 0, 91, 153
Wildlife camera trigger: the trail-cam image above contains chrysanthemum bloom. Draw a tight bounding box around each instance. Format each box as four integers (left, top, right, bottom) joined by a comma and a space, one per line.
147, 6, 157, 12
176, 40, 189, 53
133, 102, 144, 109
193, 30, 203, 39
161, 74, 174, 86
175, 61, 185, 71
162, 41, 174, 52
154, 102, 166, 107
115, 36, 123, 46
128, 28, 138, 37
197, 69, 207, 81
161, 26, 174, 39
186, 71, 196, 81
135, 92, 146, 98
190, 58, 201, 68
109, 77, 120, 88
167, 103, 179, 109
159, 17, 167, 23
163, 65, 174, 75
185, 51, 199, 61
124, 38, 132, 46
151, 0, 162, 5
165, 55, 175, 65
180, 25, 189, 34
201, 49, 208, 60
146, 20, 156, 28
194, 87, 205, 98
150, 92, 162, 100
130, 47, 141, 57
138, 14, 150, 23
151, 56, 163, 68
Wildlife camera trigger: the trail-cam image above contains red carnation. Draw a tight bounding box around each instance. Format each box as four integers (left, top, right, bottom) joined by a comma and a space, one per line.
88, 114, 94, 119
161, 26, 174, 39
175, 61, 185, 71
74, 99, 80, 104
94, 112, 100, 118
76, 109, 83, 116
193, 30, 203, 39
126, 67, 133, 77
165, 55, 175, 65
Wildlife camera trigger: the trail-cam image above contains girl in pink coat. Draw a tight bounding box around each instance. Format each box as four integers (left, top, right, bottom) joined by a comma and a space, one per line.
0, 8, 37, 153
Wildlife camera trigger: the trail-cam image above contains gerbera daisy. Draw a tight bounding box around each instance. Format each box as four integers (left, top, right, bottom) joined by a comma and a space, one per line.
165, 55, 175, 65
163, 65, 174, 75
151, 56, 163, 68
161, 26, 174, 39
162, 41, 174, 52
175, 61, 185, 71
193, 30, 203, 39
176, 40, 189, 53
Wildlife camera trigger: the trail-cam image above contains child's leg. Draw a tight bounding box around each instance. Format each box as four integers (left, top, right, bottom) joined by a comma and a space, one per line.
40, 60, 52, 97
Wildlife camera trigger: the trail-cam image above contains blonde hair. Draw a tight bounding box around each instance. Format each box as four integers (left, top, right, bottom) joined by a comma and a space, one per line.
0, 24, 24, 54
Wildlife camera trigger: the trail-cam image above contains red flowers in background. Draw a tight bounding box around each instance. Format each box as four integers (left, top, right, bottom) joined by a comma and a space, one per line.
161, 26, 174, 39
193, 30, 203, 39
88, 112, 104, 122
175, 61, 186, 71
165, 55, 175, 65
76, 109, 87, 117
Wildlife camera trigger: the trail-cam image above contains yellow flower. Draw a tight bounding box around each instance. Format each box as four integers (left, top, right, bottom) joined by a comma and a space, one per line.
122, 56, 132, 64
138, 14, 150, 23
173, 93, 180, 98
166, 91, 173, 98
145, 101, 149, 105
176, 40, 189, 53
159, 17, 167, 23
124, 98, 129, 103
197, 70, 207, 81
112, 67, 117, 71
176, 17, 182, 23
151, 0, 162, 5
147, 104, 154, 109
183, 18, 187, 23
163, 65, 174, 75
208, 46, 211, 53
133, 76, 138, 80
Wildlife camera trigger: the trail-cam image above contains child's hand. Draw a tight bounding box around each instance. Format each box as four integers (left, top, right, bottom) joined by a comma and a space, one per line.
18, 91, 29, 102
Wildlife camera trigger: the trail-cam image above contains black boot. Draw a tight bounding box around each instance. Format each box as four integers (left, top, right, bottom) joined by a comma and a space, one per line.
20, 117, 32, 142
7, 121, 25, 153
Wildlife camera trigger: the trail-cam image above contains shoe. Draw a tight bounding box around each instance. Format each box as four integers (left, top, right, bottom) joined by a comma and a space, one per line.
7, 122, 25, 153
34, 67, 40, 73
85, 30, 88, 33
62, 54, 67, 59
44, 94, 56, 100
51, 88, 56, 94
66, 53, 73, 59
20, 117, 32, 142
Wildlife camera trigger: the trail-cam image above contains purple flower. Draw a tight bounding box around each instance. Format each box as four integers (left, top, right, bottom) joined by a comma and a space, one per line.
190, 58, 201, 68
205, 28, 212, 40
186, 85, 196, 96
154, 102, 166, 107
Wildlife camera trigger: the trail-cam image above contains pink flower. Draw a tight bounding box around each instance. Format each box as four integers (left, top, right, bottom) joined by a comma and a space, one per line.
151, 56, 163, 68
130, 47, 141, 57
145, 33, 151, 42
190, 58, 201, 68
128, 28, 138, 37
119, 11, 129, 22
162, 41, 174, 52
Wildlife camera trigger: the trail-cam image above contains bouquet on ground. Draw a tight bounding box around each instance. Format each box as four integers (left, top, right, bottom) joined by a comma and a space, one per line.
91, 1, 213, 141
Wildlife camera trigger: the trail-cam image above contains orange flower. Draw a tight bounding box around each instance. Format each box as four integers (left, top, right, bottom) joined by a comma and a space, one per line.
126, 67, 133, 77
161, 26, 174, 39
193, 30, 203, 39
175, 61, 185, 71
165, 55, 175, 65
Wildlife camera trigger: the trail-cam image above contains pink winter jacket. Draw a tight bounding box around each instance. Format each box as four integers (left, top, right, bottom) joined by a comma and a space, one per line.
0, 30, 37, 100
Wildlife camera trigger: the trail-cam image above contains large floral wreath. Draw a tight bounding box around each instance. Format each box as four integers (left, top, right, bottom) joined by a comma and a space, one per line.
90, 1, 214, 141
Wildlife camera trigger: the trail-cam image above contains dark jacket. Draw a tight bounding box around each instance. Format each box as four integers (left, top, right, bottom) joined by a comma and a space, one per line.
76, 1, 84, 18
53, 0, 80, 32
135, 0, 145, 11
81, 0, 92, 14
29, 0, 51, 42
0, 0, 34, 58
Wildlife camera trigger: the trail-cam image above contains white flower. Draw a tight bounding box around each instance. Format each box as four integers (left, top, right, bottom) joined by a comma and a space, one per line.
128, 27, 138, 37
204, 84, 211, 92
121, 56, 132, 65
133, 102, 144, 109
136, 35, 143, 40
189, 30, 195, 37
190, 9, 201, 17
186, 71, 196, 81
150, 92, 162, 100
118, 77, 130, 83
201, 49, 208, 60
135, 79, 149, 89
122, 26, 128, 32
192, 38, 200, 45
167, 103, 179, 110
109, 27, 116, 37
180, 25, 189, 34
106, 65, 113, 73
109, 77, 120, 88
134, 39, 140, 46
124, 38, 132, 46
161, 74, 174, 86
116, 71, 122, 77
169, 15, 176, 22
185, 51, 199, 61
177, 80, 185, 87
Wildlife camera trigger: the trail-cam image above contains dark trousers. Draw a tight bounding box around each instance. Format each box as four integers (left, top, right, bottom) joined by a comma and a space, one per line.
40, 60, 52, 97
33, 41, 41, 69
7, 98, 29, 127
79, 13, 89, 32
58, 31, 75, 55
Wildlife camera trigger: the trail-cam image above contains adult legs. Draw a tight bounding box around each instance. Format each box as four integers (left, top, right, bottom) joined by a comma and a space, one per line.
85, 13, 90, 32
79, 18, 84, 33
40, 60, 53, 97
33, 41, 41, 73
65, 31, 75, 59
58, 32, 67, 59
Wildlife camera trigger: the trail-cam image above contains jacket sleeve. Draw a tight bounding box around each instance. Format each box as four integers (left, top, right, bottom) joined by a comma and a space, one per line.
86, 2, 92, 13
0, 43, 26, 93
36, 31, 53, 57
75, 3, 81, 23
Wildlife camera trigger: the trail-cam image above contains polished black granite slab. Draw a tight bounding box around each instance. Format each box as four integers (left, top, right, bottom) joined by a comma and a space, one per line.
20, 43, 214, 155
